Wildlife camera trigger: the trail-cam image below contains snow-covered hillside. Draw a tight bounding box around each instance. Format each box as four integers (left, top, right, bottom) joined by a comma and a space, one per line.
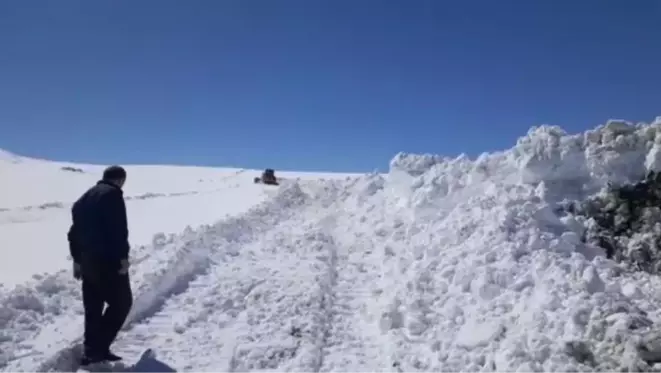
0, 154, 351, 286
4, 116, 661, 372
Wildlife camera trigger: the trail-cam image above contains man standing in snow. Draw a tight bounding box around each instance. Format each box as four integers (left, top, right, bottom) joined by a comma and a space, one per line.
67, 165, 132, 365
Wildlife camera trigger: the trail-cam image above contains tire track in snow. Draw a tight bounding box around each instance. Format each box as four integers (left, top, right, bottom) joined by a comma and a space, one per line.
222, 213, 390, 372
201, 228, 339, 372
93, 206, 337, 371
125, 209, 389, 372
3, 183, 310, 372
110, 244, 272, 370
104, 210, 338, 371
316, 217, 393, 373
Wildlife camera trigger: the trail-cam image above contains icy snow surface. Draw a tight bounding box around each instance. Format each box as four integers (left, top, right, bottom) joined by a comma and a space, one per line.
5, 116, 661, 372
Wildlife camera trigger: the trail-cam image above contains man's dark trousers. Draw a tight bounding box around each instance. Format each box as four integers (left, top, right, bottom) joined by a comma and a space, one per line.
81, 256, 133, 357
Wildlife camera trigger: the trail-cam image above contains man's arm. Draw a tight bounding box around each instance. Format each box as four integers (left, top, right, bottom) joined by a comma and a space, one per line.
67, 224, 82, 263
102, 190, 130, 261
68, 200, 84, 280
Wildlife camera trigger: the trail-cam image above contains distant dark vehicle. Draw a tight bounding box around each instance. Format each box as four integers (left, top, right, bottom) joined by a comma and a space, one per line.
254, 168, 279, 185
61, 166, 84, 173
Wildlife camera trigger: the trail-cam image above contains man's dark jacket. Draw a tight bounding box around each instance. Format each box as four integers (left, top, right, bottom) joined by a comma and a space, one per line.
67, 180, 130, 266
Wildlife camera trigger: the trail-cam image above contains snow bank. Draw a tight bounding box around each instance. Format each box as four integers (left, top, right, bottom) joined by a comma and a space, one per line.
392, 117, 661, 203
380, 116, 661, 371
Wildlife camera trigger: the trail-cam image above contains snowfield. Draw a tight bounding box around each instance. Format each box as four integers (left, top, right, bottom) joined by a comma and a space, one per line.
5, 116, 661, 372
0, 156, 346, 286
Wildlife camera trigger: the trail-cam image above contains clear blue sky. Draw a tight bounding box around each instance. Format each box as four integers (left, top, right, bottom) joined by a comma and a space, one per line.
1, 0, 660, 172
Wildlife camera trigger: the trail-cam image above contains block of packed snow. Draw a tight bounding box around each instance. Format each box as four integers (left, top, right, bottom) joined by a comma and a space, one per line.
621, 282, 643, 299
581, 266, 605, 294
389, 152, 446, 177
514, 125, 588, 185
455, 318, 505, 348
645, 141, 661, 173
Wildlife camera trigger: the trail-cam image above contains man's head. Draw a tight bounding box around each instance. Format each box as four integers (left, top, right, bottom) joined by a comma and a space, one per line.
102, 165, 127, 188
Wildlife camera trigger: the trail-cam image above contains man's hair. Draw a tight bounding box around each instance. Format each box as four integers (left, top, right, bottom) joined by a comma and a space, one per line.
103, 165, 127, 181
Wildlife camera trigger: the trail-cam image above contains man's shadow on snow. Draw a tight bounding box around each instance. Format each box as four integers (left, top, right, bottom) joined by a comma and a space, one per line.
84, 349, 176, 372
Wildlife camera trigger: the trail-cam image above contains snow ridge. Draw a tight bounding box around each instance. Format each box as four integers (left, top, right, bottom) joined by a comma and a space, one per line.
380, 116, 661, 371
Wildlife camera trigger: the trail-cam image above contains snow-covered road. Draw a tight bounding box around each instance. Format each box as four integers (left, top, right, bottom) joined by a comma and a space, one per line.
3, 180, 393, 372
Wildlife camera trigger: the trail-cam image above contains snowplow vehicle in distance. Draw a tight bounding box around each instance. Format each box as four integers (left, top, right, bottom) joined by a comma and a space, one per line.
254, 168, 279, 185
